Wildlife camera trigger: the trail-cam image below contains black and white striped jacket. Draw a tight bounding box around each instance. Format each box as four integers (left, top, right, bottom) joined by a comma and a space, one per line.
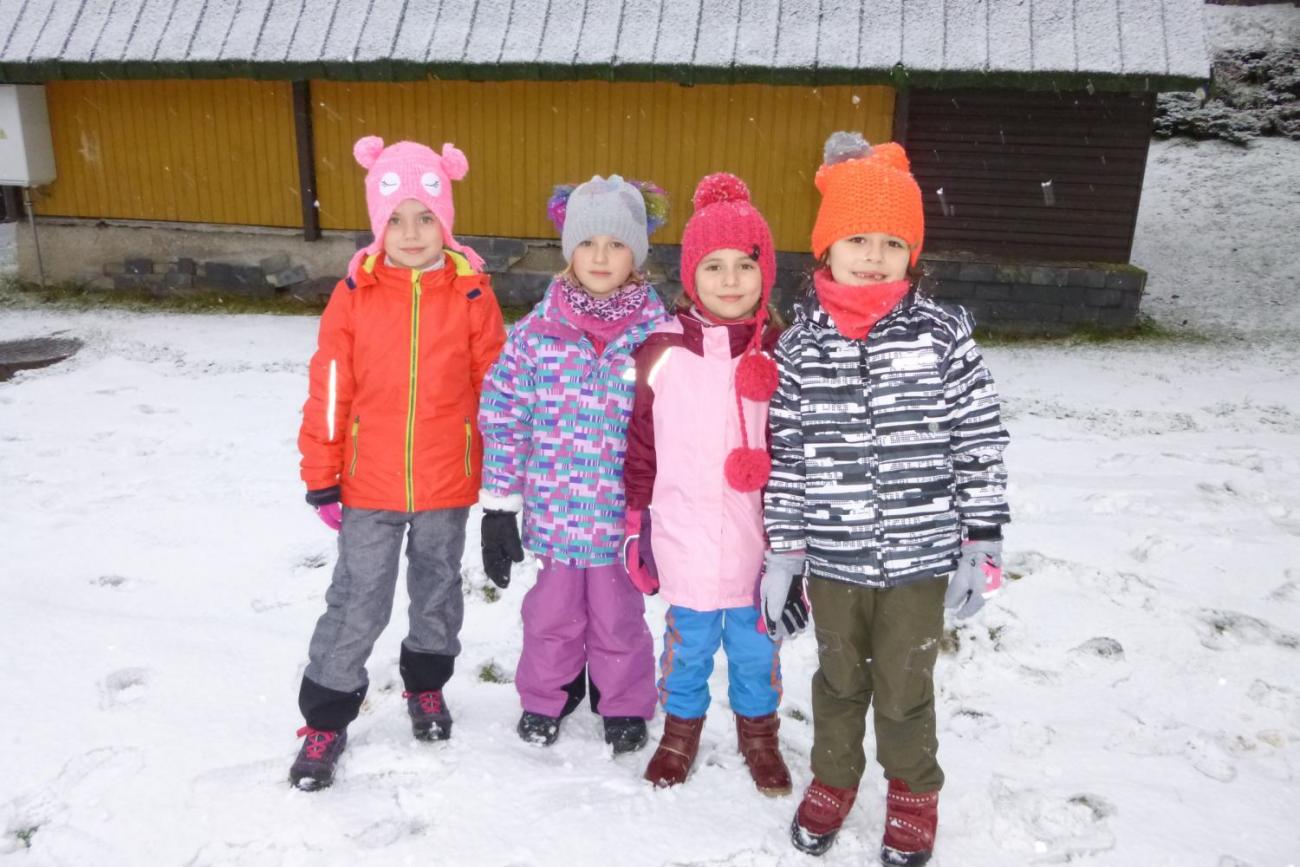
764, 290, 1010, 589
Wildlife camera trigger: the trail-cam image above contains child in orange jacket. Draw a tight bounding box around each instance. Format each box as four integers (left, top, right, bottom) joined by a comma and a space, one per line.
290, 136, 506, 790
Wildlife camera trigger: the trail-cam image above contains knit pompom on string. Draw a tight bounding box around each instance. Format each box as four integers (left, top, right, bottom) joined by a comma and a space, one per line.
735, 352, 777, 402
724, 447, 772, 492
692, 172, 751, 211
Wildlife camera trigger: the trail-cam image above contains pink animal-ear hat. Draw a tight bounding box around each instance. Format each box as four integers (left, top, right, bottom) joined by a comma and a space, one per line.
347, 135, 485, 277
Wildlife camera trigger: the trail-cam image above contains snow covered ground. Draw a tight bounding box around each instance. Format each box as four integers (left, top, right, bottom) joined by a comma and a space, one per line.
5, 1, 1300, 854
3, 135, 1300, 866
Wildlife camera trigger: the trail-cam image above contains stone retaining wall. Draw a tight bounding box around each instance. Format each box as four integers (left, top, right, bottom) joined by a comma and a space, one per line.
11, 219, 1145, 331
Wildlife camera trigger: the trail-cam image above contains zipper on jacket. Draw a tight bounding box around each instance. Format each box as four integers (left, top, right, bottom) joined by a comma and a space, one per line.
349, 415, 361, 477
405, 270, 422, 512
463, 417, 472, 477
859, 347, 886, 577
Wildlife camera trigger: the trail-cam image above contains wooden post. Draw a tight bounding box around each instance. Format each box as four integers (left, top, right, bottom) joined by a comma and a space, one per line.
892, 88, 910, 147
292, 81, 321, 242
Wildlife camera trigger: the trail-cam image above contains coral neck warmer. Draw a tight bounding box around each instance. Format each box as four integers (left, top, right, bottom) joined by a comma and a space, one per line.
813, 269, 910, 340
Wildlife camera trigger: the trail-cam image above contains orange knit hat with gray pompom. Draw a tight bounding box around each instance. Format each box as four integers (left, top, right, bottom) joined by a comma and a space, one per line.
811, 132, 925, 265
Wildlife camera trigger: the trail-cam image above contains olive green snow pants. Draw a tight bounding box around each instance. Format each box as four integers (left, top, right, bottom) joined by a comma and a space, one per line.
807, 576, 946, 793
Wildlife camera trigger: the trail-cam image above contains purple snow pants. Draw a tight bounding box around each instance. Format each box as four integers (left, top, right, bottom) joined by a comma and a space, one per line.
515, 557, 657, 719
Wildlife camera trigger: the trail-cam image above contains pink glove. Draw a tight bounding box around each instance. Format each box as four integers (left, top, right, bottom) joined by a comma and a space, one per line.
315, 502, 342, 531
622, 509, 659, 595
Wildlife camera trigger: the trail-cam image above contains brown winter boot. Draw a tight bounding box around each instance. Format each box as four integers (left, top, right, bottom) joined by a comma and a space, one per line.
790, 778, 859, 855
735, 713, 792, 796
643, 714, 706, 788
879, 778, 939, 866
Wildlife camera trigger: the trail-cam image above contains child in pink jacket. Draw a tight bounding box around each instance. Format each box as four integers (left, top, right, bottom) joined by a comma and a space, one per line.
622, 174, 802, 795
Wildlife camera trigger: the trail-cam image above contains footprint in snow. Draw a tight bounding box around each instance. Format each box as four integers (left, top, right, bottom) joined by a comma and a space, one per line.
100, 667, 150, 708
0, 747, 145, 855
1184, 734, 1237, 783
1066, 637, 1127, 672
1266, 579, 1296, 603
297, 551, 330, 570
89, 574, 138, 590
1196, 609, 1300, 652
349, 817, 430, 850
1246, 679, 1300, 727
947, 706, 1002, 742
988, 778, 1117, 863
1007, 722, 1055, 759
1070, 636, 1124, 659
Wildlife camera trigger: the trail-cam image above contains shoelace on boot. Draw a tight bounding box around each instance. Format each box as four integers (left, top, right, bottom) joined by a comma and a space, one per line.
296, 726, 338, 760
403, 690, 442, 714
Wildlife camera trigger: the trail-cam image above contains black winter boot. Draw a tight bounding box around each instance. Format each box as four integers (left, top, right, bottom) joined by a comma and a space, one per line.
404, 690, 453, 741
603, 716, 648, 754
289, 726, 347, 791
518, 710, 561, 746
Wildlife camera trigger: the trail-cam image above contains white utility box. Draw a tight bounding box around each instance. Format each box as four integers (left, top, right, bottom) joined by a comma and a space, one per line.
0, 84, 57, 186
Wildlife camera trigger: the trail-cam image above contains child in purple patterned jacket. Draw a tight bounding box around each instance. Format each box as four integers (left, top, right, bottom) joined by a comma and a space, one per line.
477, 175, 671, 754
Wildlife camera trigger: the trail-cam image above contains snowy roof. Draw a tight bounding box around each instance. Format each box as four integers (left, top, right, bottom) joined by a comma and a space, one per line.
0, 0, 1209, 90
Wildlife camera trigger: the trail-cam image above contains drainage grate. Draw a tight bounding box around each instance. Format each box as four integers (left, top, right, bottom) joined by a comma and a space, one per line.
0, 337, 83, 382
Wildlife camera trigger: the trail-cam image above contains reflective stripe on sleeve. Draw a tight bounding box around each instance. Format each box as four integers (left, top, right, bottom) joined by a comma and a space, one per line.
327, 359, 337, 441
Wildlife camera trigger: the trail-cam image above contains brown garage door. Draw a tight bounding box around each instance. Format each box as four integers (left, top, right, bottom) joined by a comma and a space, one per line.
902, 89, 1155, 263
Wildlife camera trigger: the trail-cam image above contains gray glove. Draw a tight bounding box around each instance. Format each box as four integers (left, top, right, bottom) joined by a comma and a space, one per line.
945, 540, 1003, 619
760, 550, 809, 640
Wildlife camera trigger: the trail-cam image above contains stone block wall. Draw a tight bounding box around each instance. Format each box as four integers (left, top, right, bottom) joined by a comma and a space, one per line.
919, 257, 1147, 332
13, 219, 1146, 331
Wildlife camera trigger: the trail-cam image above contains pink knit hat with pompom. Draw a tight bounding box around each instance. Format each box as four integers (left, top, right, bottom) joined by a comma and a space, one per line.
680, 172, 779, 493
347, 136, 484, 278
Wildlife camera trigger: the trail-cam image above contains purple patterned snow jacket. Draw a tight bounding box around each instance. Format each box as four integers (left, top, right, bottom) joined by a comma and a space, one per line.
478, 278, 669, 566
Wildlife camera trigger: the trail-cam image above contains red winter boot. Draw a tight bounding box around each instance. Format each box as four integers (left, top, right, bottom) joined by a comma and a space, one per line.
643, 714, 706, 788
879, 778, 939, 866
735, 713, 792, 796
790, 777, 858, 855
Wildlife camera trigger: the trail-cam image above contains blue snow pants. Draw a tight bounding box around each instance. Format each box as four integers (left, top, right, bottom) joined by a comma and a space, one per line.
657, 605, 782, 719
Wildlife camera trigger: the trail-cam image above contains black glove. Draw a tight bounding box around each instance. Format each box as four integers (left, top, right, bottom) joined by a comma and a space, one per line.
481, 510, 524, 589
760, 551, 810, 640
777, 572, 810, 637
304, 486, 341, 507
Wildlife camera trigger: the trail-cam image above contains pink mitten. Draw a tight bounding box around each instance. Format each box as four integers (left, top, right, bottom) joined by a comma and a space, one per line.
621, 509, 659, 595
316, 502, 342, 531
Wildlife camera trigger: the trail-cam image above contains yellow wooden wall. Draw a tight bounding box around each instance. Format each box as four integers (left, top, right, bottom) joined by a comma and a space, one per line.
35, 78, 894, 252
313, 80, 893, 251
37, 80, 301, 227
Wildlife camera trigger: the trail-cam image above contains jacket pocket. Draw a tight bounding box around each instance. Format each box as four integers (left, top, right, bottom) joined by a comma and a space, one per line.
349, 416, 361, 477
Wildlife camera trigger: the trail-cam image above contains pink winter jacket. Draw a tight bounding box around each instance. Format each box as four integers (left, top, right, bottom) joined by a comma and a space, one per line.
624, 310, 782, 611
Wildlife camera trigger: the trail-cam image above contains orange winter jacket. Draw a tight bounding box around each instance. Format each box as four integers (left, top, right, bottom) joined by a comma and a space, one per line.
298, 250, 507, 511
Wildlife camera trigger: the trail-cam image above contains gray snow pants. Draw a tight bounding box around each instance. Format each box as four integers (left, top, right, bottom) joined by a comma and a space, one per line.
300, 506, 468, 730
